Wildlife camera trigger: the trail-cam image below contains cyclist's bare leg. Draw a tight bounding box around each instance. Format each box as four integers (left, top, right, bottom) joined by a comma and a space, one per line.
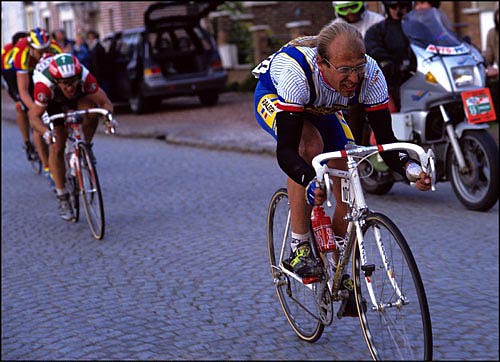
15, 106, 30, 143
48, 125, 68, 191
33, 130, 50, 168
287, 122, 323, 236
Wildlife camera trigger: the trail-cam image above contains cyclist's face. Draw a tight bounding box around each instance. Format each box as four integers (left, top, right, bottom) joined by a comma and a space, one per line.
318, 35, 366, 98
30, 47, 49, 60
56, 77, 80, 98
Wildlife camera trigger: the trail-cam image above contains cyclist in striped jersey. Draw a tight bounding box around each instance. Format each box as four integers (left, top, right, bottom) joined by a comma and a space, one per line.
253, 22, 431, 279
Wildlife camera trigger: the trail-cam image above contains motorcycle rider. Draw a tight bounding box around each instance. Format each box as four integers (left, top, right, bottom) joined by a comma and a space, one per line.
365, 1, 416, 113
329, 1, 384, 38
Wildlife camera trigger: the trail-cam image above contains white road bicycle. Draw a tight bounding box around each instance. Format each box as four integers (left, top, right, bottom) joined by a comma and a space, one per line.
267, 142, 435, 360
45, 108, 116, 240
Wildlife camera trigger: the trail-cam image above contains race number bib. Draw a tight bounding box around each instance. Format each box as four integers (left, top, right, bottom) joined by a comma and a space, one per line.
251, 53, 276, 78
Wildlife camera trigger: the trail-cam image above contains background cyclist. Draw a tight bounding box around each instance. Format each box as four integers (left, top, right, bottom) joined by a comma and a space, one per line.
2, 31, 30, 155
253, 22, 431, 281
11, 28, 61, 189
28, 53, 114, 221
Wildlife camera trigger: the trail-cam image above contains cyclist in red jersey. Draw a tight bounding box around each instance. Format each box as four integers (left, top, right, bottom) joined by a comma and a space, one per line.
28, 53, 113, 221
11, 28, 61, 189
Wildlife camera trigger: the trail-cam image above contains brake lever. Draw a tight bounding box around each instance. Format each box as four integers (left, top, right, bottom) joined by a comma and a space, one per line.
323, 171, 332, 208
426, 149, 436, 192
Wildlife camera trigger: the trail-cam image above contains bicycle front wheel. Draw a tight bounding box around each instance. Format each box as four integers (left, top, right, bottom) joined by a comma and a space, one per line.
267, 188, 325, 343
352, 212, 432, 361
78, 143, 105, 240
66, 174, 80, 223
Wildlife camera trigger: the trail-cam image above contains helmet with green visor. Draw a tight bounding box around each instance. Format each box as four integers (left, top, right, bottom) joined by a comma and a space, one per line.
332, 1, 365, 17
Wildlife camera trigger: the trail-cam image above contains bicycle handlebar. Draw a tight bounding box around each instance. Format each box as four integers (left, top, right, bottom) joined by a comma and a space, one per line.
44, 108, 117, 134
312, 142, 436, 192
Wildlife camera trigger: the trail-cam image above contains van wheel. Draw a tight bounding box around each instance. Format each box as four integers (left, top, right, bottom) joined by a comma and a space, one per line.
129, 91, 147, 114
198, 93, 219, 106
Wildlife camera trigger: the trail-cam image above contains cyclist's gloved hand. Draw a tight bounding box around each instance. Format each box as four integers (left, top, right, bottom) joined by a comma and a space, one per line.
305, 178, 326, 206
42, 130, 54, 145
405, 161, 431, 192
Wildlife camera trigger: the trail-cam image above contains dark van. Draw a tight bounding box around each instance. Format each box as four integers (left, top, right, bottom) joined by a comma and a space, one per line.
103, 1, 227, 113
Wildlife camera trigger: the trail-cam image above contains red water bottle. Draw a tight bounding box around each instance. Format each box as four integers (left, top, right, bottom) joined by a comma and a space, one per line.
311, 206, 336, 253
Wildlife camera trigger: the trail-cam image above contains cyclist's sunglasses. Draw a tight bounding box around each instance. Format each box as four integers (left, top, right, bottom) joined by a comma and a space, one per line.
334, 2, 363, 16
56, 76, 80, 87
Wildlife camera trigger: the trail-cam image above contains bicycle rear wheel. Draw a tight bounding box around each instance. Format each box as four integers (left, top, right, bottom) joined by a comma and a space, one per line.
352, 212, 432, 360
267, 188, 325, 342
78, 143, 105, 240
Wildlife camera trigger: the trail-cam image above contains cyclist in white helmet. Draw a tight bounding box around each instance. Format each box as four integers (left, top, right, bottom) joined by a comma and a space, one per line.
329, 1, 384, 38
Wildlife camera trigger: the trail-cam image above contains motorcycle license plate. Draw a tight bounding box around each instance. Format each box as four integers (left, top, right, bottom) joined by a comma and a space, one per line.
461, 88, 496, 124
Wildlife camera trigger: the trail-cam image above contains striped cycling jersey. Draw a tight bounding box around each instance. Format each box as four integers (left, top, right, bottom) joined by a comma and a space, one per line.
10, 37, 61, 74
2, 43, 15, 71
252, 39, 389, 115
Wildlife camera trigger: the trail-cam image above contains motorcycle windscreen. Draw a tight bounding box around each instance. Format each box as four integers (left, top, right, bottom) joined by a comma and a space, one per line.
402, 8, 462, 49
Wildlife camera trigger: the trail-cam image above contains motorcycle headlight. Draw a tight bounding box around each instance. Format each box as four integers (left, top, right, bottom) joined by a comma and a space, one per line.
451, 66, 474, 87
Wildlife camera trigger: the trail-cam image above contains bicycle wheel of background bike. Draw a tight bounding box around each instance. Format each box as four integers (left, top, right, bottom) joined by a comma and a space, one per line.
78, 143, 105, 240
29, 153, 42, 174
28, 131, 42, 174
267, 188, 324, 342
66, 174, 80, 223
351, 212, 432, 361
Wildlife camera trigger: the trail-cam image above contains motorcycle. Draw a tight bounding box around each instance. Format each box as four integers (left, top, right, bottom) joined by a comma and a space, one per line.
360, 8, 498, 212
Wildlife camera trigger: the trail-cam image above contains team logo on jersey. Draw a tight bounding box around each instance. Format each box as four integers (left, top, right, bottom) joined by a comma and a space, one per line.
88, 82, 97, 93
37, 92, 48, 103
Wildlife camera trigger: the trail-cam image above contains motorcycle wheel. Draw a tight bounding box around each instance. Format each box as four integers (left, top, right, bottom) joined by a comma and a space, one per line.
359, 156, 395, 195
447, 129, 499, 211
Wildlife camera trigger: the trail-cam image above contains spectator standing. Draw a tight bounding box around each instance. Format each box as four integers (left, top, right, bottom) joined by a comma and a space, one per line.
86, 30, 110, 94
72, 32, 91, 69
52, 29, 74, 53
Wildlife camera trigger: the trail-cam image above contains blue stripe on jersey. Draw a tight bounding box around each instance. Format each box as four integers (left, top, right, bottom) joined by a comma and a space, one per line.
281, 46, 316, 106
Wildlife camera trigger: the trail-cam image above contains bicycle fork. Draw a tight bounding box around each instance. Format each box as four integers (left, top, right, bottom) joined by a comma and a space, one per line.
356, 222, 407, 312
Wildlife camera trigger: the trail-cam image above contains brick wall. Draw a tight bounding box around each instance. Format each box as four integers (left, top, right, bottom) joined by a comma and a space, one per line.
246, 2, 334, 43
99, 1, 156, 36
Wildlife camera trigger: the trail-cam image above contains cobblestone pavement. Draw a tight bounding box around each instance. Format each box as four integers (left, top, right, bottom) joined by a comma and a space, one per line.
2, 89, 499, 360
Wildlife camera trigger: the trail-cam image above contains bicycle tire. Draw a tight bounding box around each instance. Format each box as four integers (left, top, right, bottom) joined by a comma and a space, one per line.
351, 212, 432, 361
267, 188, 325, 342
66, 174, 80, 223
78, 143, 105, 240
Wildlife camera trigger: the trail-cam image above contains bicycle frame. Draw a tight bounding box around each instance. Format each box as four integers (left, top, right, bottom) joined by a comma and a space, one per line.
311, 142, 436, 311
